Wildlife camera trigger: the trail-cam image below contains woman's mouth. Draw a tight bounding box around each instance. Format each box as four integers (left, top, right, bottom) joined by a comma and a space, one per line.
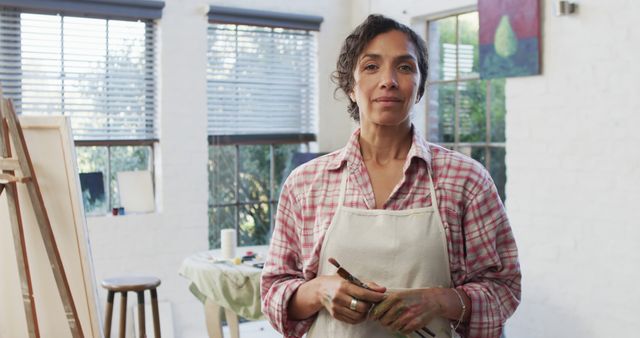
373, 96, 402, 104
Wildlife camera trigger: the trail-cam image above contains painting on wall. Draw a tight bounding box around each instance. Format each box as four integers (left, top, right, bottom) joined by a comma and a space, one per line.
478, 0, 541, 79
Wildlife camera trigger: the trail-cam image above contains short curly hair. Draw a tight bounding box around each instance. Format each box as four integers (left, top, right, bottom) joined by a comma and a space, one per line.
332, 14, 428, 121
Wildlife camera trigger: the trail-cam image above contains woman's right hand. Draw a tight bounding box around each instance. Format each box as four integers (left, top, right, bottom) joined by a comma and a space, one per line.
314, 275, 386, 324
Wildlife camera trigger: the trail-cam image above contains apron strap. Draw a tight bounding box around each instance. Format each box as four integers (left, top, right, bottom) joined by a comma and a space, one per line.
427, 167, 451, 288
338, 167, 349, 206
427, 168, 443, 225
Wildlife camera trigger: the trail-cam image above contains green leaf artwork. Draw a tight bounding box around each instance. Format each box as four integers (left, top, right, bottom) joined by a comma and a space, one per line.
479, 0, 540, 78
494, 15, 518, 58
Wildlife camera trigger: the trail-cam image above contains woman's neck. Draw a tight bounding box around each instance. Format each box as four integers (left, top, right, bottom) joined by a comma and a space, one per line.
359, 123, 412, 165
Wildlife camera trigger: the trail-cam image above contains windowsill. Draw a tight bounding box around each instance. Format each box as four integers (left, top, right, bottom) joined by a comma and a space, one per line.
86, 211, 158, 219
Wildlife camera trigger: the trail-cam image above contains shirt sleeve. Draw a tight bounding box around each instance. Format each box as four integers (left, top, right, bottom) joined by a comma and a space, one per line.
260, 179, 315, 338
456, 180, 522, 338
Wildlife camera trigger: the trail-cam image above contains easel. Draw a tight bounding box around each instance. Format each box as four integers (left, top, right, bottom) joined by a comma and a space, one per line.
0, 90, 84, 337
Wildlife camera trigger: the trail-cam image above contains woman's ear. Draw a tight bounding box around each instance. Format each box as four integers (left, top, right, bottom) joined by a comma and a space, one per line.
349, 92, 355, 102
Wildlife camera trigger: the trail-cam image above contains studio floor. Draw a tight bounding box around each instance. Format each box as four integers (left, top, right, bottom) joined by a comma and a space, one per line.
212, 321, 281, 338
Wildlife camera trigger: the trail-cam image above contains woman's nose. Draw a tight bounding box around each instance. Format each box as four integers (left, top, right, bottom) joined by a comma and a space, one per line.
379, 69, 398, 89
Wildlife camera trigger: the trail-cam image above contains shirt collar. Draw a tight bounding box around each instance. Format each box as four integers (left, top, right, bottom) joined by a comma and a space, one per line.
327, 124, 433, 171
327, 128, 360, 171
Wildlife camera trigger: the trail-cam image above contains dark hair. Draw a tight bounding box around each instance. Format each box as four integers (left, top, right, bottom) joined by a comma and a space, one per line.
332, 14, 428, 121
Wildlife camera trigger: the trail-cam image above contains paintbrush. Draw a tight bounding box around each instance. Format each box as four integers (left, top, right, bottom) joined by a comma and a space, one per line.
328, 257, 436, 338
328, 257, 371, 289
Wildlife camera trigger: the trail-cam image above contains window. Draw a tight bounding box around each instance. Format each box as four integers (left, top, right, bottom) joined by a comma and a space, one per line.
426, 11, 507, 200
0, 1, 162, 214
207, 7, 322, 248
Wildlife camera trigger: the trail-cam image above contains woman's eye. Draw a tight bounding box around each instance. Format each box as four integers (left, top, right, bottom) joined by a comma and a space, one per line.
363, 64, 378, 71
399, 64, 414, 72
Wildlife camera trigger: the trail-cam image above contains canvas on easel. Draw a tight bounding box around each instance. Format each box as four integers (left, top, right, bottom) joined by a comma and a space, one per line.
0, 112, 102, 337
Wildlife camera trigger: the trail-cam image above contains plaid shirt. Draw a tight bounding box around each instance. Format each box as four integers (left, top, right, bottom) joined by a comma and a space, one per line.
261, 128, 521, 338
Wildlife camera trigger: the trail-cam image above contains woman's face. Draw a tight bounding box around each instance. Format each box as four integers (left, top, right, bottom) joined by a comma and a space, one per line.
350, 30, 420, 127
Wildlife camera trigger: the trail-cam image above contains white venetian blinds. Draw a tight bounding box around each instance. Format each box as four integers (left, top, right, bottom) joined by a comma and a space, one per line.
0, 9, 157, 141
207, 7, 321, 136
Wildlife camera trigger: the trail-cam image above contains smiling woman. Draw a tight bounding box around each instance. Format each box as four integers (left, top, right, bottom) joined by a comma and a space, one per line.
349, 30, 421, 128
261, 14, 521, 338
332, 17, 428, 123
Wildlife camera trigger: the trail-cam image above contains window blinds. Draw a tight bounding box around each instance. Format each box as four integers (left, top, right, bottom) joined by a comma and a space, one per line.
207, 22, 318, 136
0, 0, 164, 20
0, 9, 157, 141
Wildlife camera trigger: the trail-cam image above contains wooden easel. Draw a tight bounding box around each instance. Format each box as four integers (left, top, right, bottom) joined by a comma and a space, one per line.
0, 91, 84, 337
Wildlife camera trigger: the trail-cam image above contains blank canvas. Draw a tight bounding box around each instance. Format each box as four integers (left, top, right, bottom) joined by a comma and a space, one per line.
117, 170, 155, 213
0, 116, 101, 337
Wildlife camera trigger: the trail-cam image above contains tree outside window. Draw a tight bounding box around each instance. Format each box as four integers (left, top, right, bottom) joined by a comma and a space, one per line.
0, 10, 158, 215
427, 11, 507, 200
206, 9, 321, 248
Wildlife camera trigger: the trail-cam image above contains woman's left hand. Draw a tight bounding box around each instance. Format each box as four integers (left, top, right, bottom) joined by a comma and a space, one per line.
369, 288, 446, 335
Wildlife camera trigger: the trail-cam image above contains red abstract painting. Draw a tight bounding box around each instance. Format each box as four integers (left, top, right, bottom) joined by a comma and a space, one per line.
479, 0, 541, 78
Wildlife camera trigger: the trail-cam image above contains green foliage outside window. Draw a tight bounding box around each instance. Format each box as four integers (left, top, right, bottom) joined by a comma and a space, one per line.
208, 143, 300, 249
428, 12, 507, 201
76, 145, 152, 214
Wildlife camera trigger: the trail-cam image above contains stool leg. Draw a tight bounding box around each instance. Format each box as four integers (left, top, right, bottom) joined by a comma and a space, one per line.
104, 291, 115, 338
137, 291, 146, 338
150, 288, 161, 338
119, 292, 128, 338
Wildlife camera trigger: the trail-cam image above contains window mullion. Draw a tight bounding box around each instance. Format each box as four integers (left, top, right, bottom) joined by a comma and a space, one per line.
60, 15, 65, 116
105, 19, 111, 141
107, 145, 112, 209
485, 80, 492, 170
234, 144, 240, 240
269, 144, 275, 234
453, 15, 460, 151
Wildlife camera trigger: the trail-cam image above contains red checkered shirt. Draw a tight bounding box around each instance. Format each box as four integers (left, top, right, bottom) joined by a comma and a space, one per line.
261, 127, 521, 338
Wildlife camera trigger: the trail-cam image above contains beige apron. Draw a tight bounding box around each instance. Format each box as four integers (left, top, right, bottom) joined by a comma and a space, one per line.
307, 167, 454, 338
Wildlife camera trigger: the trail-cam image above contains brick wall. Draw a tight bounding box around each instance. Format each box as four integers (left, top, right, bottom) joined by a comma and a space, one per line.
366, 0, 640, 336
86, 0, 640, 337
505, 1, 640, 336
86, 1, 353, 337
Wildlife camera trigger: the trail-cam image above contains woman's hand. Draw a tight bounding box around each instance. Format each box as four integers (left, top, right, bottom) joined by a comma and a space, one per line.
369, 288, 447, 334
315, 275, 386, 324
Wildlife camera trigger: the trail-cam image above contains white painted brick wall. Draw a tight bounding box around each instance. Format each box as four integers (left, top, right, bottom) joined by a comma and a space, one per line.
505, 1, 640, 336
366, 0, 640, 336
86, 1, 353, 337
85, 0, 640, 337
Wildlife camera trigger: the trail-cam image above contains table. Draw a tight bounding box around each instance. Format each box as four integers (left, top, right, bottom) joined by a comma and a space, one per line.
179, 246, 268, 338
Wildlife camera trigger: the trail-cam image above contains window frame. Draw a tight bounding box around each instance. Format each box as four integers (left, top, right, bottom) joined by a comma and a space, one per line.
206, 6, 321, 248
0, 3, 162, 213
76, 140, 156, 214
425, 9, 507, 199
208, 135, 314, 247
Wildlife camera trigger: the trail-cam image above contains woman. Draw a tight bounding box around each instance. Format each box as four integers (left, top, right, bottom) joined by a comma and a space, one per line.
261, 14, 521, 338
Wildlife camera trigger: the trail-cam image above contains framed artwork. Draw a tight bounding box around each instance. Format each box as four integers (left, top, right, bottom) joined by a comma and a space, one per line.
479, 0, 541, 78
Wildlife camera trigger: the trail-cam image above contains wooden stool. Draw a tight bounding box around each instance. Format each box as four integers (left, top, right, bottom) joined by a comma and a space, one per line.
102, 276, 161, 338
